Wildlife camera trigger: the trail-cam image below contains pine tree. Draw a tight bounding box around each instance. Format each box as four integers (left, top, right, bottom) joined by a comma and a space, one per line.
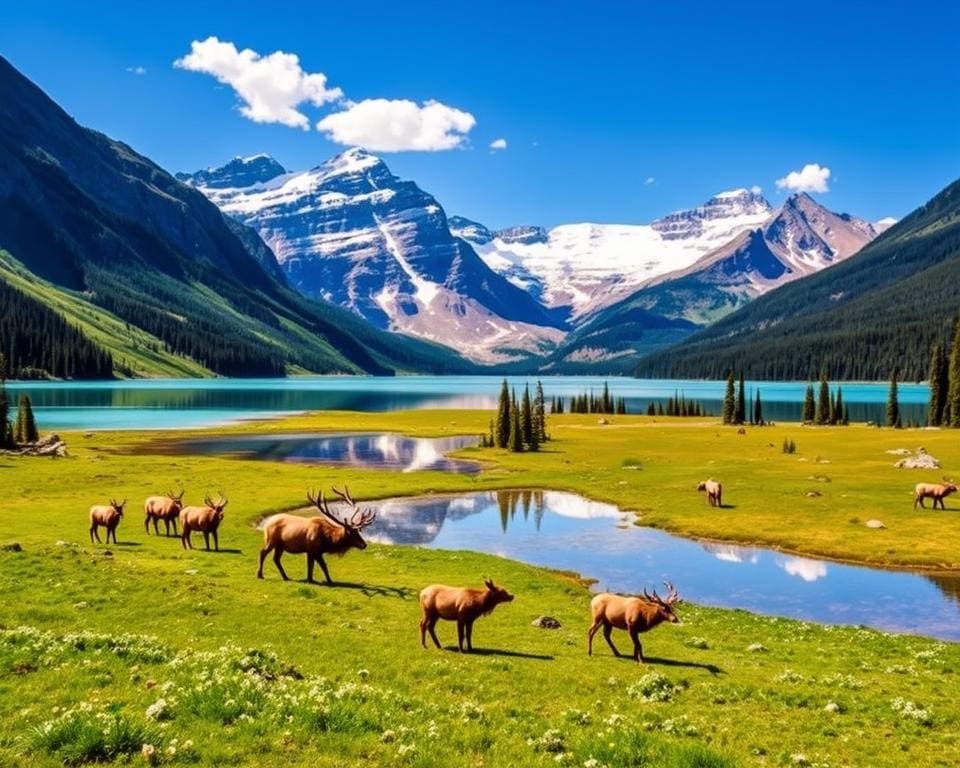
834, 387, 844, 428
816, 370, 831, 425
887, 369, 900, 428
495, 379, 511, 448
722, 370, 735, 424
509, 396, 524, 452
736, 371, 746, 424
843, 404, 850, 426
948, 317, 960, 427
754, 389, 763, 426
657, 402, 664, 416
0, 353, 10, 448
535, 380, 548, 441
13, 395, 39, 444
521, 384, 534, 445
929, 340, 947, 426
802, 384, 815, 423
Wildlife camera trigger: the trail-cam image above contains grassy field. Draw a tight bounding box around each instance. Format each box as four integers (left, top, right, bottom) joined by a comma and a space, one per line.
1, 410, 959, 766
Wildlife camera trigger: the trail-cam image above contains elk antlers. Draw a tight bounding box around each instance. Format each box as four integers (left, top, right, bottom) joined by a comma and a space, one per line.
642, 581, 682, 606
203, 492, 227, 509
307, 485, 376, 529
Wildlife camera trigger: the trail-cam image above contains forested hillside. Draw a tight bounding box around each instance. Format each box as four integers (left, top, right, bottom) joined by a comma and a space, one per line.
637, 177, 960, 381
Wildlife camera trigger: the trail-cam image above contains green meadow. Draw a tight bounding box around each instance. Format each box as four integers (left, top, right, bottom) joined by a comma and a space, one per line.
1, 411, 958, 767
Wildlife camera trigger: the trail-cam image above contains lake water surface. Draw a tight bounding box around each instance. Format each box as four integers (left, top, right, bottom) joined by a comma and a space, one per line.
359, 490, 960, 641
7, 376, 931, 430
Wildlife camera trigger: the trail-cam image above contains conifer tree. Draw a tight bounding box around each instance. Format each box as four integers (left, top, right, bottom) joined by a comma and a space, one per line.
948, 317, 960, 427
0, 353, 10, 448
887, 369, 900, 428
754, 389, 763, 426
929, 340, 947, 426
834, 387, 844, 428
509, 395, 524, 452
816, 370, 831, 425
722, 370, 735, 424
843, 404, 850, 426
495, 379, 511, 448
802, 384, 815, 423
521, 384, 534, 445
657, 402, 664, 416
535, 380, 548, 441
13, 395, 38, 444
736, 371, 746, 424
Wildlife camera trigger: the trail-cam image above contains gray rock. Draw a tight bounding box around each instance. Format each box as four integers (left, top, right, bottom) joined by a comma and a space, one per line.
532, 616, 562, 629
865, 519, 886, 529
894, 454, 940, 469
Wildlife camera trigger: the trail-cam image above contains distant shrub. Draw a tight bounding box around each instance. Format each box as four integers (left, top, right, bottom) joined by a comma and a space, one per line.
782, 438, 797, 454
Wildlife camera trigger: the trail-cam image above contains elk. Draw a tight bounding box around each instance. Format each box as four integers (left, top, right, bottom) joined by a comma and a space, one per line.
914, 481, 958, 510
180, 493, 227, 551
144, 490, 185, 536
587, 582, 682, 663
697, 479, 723, 507
257, 486, 376, 584
419, 579, 514, 653
89, 499, 126, 544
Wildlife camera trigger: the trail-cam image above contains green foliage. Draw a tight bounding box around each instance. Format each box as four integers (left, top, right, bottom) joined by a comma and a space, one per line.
802, 384, 815, 423
929, 340, 947, 425
0, 353, 9, 447
521, 385, 534, 445
753, 389, 764, 426
888, 369, 900, 428
948, 318, 960, 427
509, 391, 524, 452
722, 370, 735, 424
13, 394, 38, 444
816, 370, 831, 425
534, 380, 548, 442
782, 437, 797, 454
495, 379, 511, 448
736, 371, 746, 424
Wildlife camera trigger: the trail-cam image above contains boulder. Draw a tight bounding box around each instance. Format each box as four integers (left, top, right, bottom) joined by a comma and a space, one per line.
532, 616, 562, 629
865, 519, 886, 529
894, 453, 940, 469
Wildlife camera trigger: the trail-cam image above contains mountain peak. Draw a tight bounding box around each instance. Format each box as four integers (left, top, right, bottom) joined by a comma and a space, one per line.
178, 154, 287, 189
321, 146, 387, 176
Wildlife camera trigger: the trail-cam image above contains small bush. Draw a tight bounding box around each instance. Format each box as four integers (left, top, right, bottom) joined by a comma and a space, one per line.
782, 438, 797, 454
28, 705, 161, 765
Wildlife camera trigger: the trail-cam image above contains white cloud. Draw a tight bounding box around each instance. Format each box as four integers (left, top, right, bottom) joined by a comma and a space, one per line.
489, 138, 507, 151
126, 66, 146, 76
174, 37, 342, 130
776, 163, 831, 194
317, 98, 476, 152
644, 176, 656, 186
779, 556, 828, 582
750, 184, 763, 194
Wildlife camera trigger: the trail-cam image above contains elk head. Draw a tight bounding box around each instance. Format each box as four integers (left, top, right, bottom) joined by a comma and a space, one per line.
484, 578, 514, 605
642, 581, 682, 623
307, 485, 377, 550
203, 492, 228, 520
110, 498, 127, 516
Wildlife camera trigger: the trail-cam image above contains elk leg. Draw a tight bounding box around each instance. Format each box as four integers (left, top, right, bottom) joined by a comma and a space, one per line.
457, 620, 466, 652
587, 619, 602, 655
428, 619, 442, 649
181, 530, 190, 550
213, 530, 219, 551
144, 516, 150, 535
419, 616, 427, 647
602, 623, 620, 657
306, 554, 315, 583
316, 554, 333, 585
90, 525, 98, 544
465, 620, 474, 652
110, 526, 118, 544
272, 548, 289, 580
629, 627, 644, 663
154, 518, 161, 535
257, 544, 272, 579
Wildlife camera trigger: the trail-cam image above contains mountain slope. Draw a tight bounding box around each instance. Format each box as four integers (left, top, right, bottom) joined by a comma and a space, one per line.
550, 194, 883, 370
635, 177, 960, 381
184, 150, 564, 364
0, 55, 472, 378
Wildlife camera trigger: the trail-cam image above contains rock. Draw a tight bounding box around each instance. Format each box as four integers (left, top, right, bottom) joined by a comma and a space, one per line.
865, 519, 886, 529
747, 643, 766, 653
804, 491, 822, 498
886, 448, 911, 456
597, 418, 609, 425
807, 475, 831, 483
894, 453, 940, 469
0, 542, 22, 552
73, 601, 88, 609
825, 702, 841, 714
532, 616, 562, 629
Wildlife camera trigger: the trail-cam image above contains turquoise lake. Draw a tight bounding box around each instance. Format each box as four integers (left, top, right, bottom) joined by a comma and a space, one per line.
6, 376, 930, 430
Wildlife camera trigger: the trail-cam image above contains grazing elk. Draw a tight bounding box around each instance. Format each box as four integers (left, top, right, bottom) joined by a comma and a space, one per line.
697, 479, 723, 507
89, 499, 126, 544
257, 486, 376, 584
587, 582, 682, 663
914, 481, 958, 510
419, 579, 514, 653
144, 490, 185, 536
180, 493, 227, 551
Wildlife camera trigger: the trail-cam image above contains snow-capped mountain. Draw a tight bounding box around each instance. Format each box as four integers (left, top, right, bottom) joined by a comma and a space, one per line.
453, 188, 774, 321
550, 193, 888, 370
182, 149, 564, 364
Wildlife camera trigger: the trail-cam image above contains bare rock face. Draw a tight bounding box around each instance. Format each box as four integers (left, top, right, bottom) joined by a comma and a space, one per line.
532, 616, 562, 629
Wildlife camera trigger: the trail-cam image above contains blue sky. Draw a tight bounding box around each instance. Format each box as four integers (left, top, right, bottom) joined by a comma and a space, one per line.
1, 1, 957, 228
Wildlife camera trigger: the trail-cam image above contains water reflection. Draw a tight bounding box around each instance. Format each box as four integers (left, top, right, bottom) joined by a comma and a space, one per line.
361, 489, 960, 640
159, 433, 481, 474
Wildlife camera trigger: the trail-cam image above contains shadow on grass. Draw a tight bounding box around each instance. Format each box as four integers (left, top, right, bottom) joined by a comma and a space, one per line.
303, 579, 416, 600
442, 647, 554, 660
643, 655, 723, 674
193, 547, 244, 555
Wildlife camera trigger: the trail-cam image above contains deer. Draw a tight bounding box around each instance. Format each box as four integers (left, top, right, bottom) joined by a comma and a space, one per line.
697, 479, 723, 507
179, 493, 227, 551
89, 499, 126, 544
257, 486, 376, 584
419, 579, 515, 653
914, 481, 958, 510
587, 582, 682, 663
144, 490, 185, 536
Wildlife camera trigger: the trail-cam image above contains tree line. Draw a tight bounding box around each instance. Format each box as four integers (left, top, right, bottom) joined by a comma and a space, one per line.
549, 382, 628, 415
721, 371, 766, 426
645, 393, 710, 417
482, 380, 549, 452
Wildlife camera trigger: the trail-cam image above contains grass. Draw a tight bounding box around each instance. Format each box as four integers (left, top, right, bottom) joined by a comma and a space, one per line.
1, 410, 959, 766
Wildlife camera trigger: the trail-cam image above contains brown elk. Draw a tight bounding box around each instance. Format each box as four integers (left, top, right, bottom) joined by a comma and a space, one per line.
89, 499, 126, 544
257, 486, 376, 584
587, 582, 682, 663
144, 490, 185, 536
697, 479, 722, 507
419, 579, 514, 653
914, 481, 958, 510
180, 493, 227, 551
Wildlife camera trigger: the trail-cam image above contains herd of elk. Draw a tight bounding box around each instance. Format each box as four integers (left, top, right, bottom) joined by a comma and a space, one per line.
419, 579, 515, 653
144, 490, 185, 536
89, 498, 126, 544
180, 493, 228, 551
257, 486, 376, 584
588, 582, 682, 663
